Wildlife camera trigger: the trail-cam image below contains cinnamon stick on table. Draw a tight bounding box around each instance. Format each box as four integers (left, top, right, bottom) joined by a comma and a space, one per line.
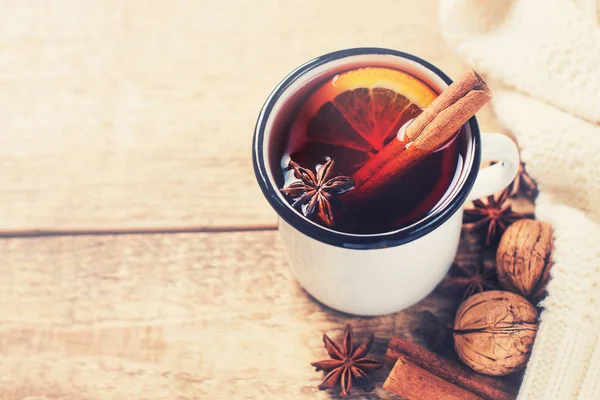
343, 70, 491, 205
386, 337, 517, 400
384, 356, 484, 400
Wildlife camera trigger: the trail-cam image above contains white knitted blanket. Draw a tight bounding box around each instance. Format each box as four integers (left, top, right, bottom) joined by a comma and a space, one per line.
439, 0, 600, 398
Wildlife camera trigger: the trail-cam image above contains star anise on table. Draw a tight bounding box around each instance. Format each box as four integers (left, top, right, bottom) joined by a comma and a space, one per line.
439, 261, 499, 301
410, 310, 455, 356
280, 159, 354, 226
311, 324, 383, 397
510, 162, 538, 199
463, 188, 533, 246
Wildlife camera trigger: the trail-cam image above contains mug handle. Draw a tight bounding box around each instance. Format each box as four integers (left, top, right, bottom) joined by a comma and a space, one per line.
467, 133, 520, 201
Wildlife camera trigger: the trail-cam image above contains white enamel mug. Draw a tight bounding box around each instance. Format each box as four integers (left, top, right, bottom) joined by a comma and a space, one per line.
253, 48, 519, 316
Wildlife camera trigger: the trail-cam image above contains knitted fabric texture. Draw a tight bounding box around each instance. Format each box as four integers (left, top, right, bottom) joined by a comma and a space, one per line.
439, 0, 600, 399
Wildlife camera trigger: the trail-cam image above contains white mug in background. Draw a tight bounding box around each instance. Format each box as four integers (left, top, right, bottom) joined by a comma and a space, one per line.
253, 48, 519, 316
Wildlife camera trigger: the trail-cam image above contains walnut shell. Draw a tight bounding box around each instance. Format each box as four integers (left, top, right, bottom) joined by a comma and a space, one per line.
454, 290, 538, 376
496, 219, 553, 300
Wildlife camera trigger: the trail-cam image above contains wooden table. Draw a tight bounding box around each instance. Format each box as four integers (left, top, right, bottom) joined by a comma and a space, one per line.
0, 1, 505, 398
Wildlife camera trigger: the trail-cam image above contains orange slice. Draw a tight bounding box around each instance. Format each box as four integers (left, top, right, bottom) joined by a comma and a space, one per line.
292, 67, 438, 154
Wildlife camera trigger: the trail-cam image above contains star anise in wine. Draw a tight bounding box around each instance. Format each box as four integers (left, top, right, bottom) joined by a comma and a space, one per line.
311, 324, 383, 397
280, 159, 354, 226
439, 261, 499, 301
463, 188, 533, 245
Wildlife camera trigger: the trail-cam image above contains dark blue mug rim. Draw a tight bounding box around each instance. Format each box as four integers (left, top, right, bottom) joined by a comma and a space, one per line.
252, 47, 481, 249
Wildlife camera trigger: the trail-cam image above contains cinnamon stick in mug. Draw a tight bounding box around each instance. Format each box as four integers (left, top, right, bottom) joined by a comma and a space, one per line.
343, 70, 491, 205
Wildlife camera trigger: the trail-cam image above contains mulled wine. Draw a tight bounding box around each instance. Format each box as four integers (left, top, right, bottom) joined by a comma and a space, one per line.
278, 67, 464, 234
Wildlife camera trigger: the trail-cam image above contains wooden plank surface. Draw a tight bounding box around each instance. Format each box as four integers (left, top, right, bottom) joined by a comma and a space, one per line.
0, 1, 515, 399
0, 0, 503, 234
0, 230, 461, 399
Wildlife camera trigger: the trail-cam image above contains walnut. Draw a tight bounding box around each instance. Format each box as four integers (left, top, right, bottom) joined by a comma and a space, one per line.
454, 291, 538, 376
496, 219, 553, 300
